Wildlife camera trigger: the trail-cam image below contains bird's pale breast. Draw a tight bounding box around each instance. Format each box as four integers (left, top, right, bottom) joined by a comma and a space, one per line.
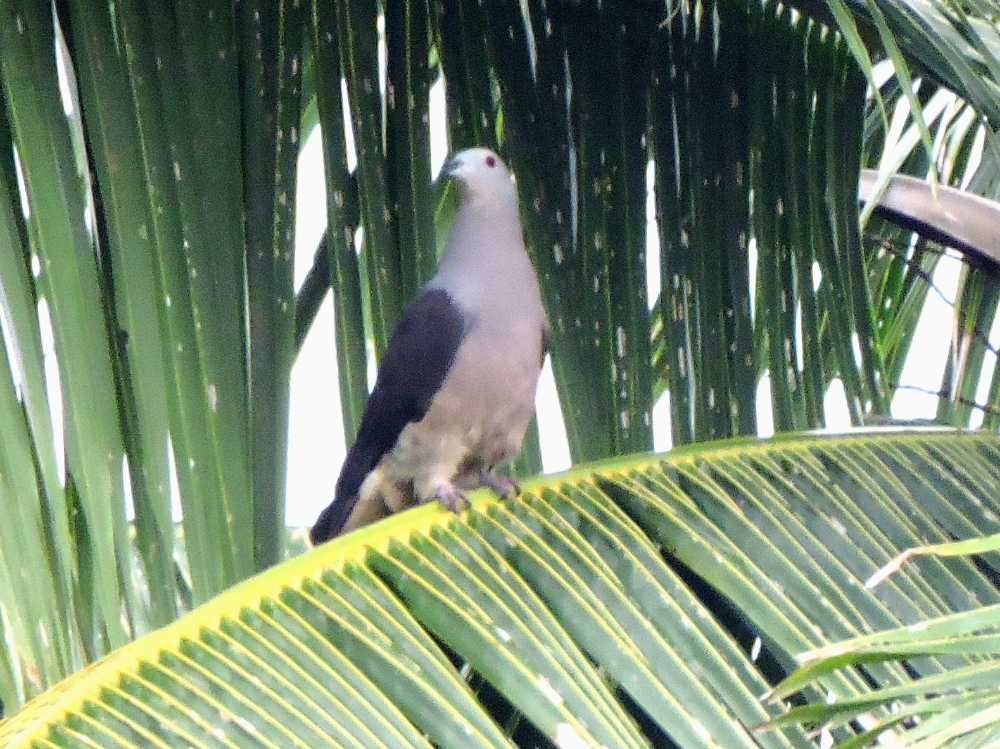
380, 314, 542, 501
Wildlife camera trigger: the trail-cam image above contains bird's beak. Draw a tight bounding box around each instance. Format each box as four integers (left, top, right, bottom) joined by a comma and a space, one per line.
439, 155, 461, 181
432, 157, 460, 213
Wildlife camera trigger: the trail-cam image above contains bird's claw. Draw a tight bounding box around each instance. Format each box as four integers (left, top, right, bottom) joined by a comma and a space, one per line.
433, 483, 469, 513
431, 473, 518, 514
479, 470, 521, 498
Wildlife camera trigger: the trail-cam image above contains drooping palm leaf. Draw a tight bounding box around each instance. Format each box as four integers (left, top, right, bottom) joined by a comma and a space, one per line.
426, 0, 888, 457
0, 0, 294, 706
1, 430, 998, 747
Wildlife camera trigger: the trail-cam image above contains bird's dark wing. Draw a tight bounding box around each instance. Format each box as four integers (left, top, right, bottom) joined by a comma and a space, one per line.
310, 289, 466, 543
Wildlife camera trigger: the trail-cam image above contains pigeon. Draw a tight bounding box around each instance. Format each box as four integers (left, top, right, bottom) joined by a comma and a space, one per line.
310, 147, 549, 543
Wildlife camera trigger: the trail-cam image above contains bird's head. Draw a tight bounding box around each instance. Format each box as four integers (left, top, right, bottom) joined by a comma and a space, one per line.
440, 147, 517, 205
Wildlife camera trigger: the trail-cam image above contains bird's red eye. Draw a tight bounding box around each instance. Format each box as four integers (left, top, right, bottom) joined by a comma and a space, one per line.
485, 155, 497, 168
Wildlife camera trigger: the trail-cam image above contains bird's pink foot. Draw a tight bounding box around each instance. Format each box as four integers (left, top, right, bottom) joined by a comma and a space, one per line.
479, 470, 521, 498
432, 482, 469, 513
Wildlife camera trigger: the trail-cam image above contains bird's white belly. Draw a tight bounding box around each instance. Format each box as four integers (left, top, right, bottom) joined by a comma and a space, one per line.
380, 328, 539, 505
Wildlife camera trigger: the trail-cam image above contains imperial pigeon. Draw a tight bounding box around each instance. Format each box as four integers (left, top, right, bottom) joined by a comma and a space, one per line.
310, 147, 550, 544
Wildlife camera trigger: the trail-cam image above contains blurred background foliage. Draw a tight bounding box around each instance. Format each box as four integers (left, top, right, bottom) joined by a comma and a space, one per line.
0, 0, 998, 726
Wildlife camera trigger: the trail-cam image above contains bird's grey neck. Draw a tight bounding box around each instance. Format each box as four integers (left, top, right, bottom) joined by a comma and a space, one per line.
438, 200, 525, 269
430, 199, 535, 310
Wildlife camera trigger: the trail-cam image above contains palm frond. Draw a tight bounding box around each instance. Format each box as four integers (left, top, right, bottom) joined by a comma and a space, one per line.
2, 431, 998, 746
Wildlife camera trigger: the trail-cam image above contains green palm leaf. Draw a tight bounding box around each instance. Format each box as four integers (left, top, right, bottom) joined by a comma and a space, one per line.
3, 431, 997, 748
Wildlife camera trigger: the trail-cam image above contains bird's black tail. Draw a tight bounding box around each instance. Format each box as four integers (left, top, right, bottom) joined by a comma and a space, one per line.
309, 496, 356, 545
309, 442, 379, 544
